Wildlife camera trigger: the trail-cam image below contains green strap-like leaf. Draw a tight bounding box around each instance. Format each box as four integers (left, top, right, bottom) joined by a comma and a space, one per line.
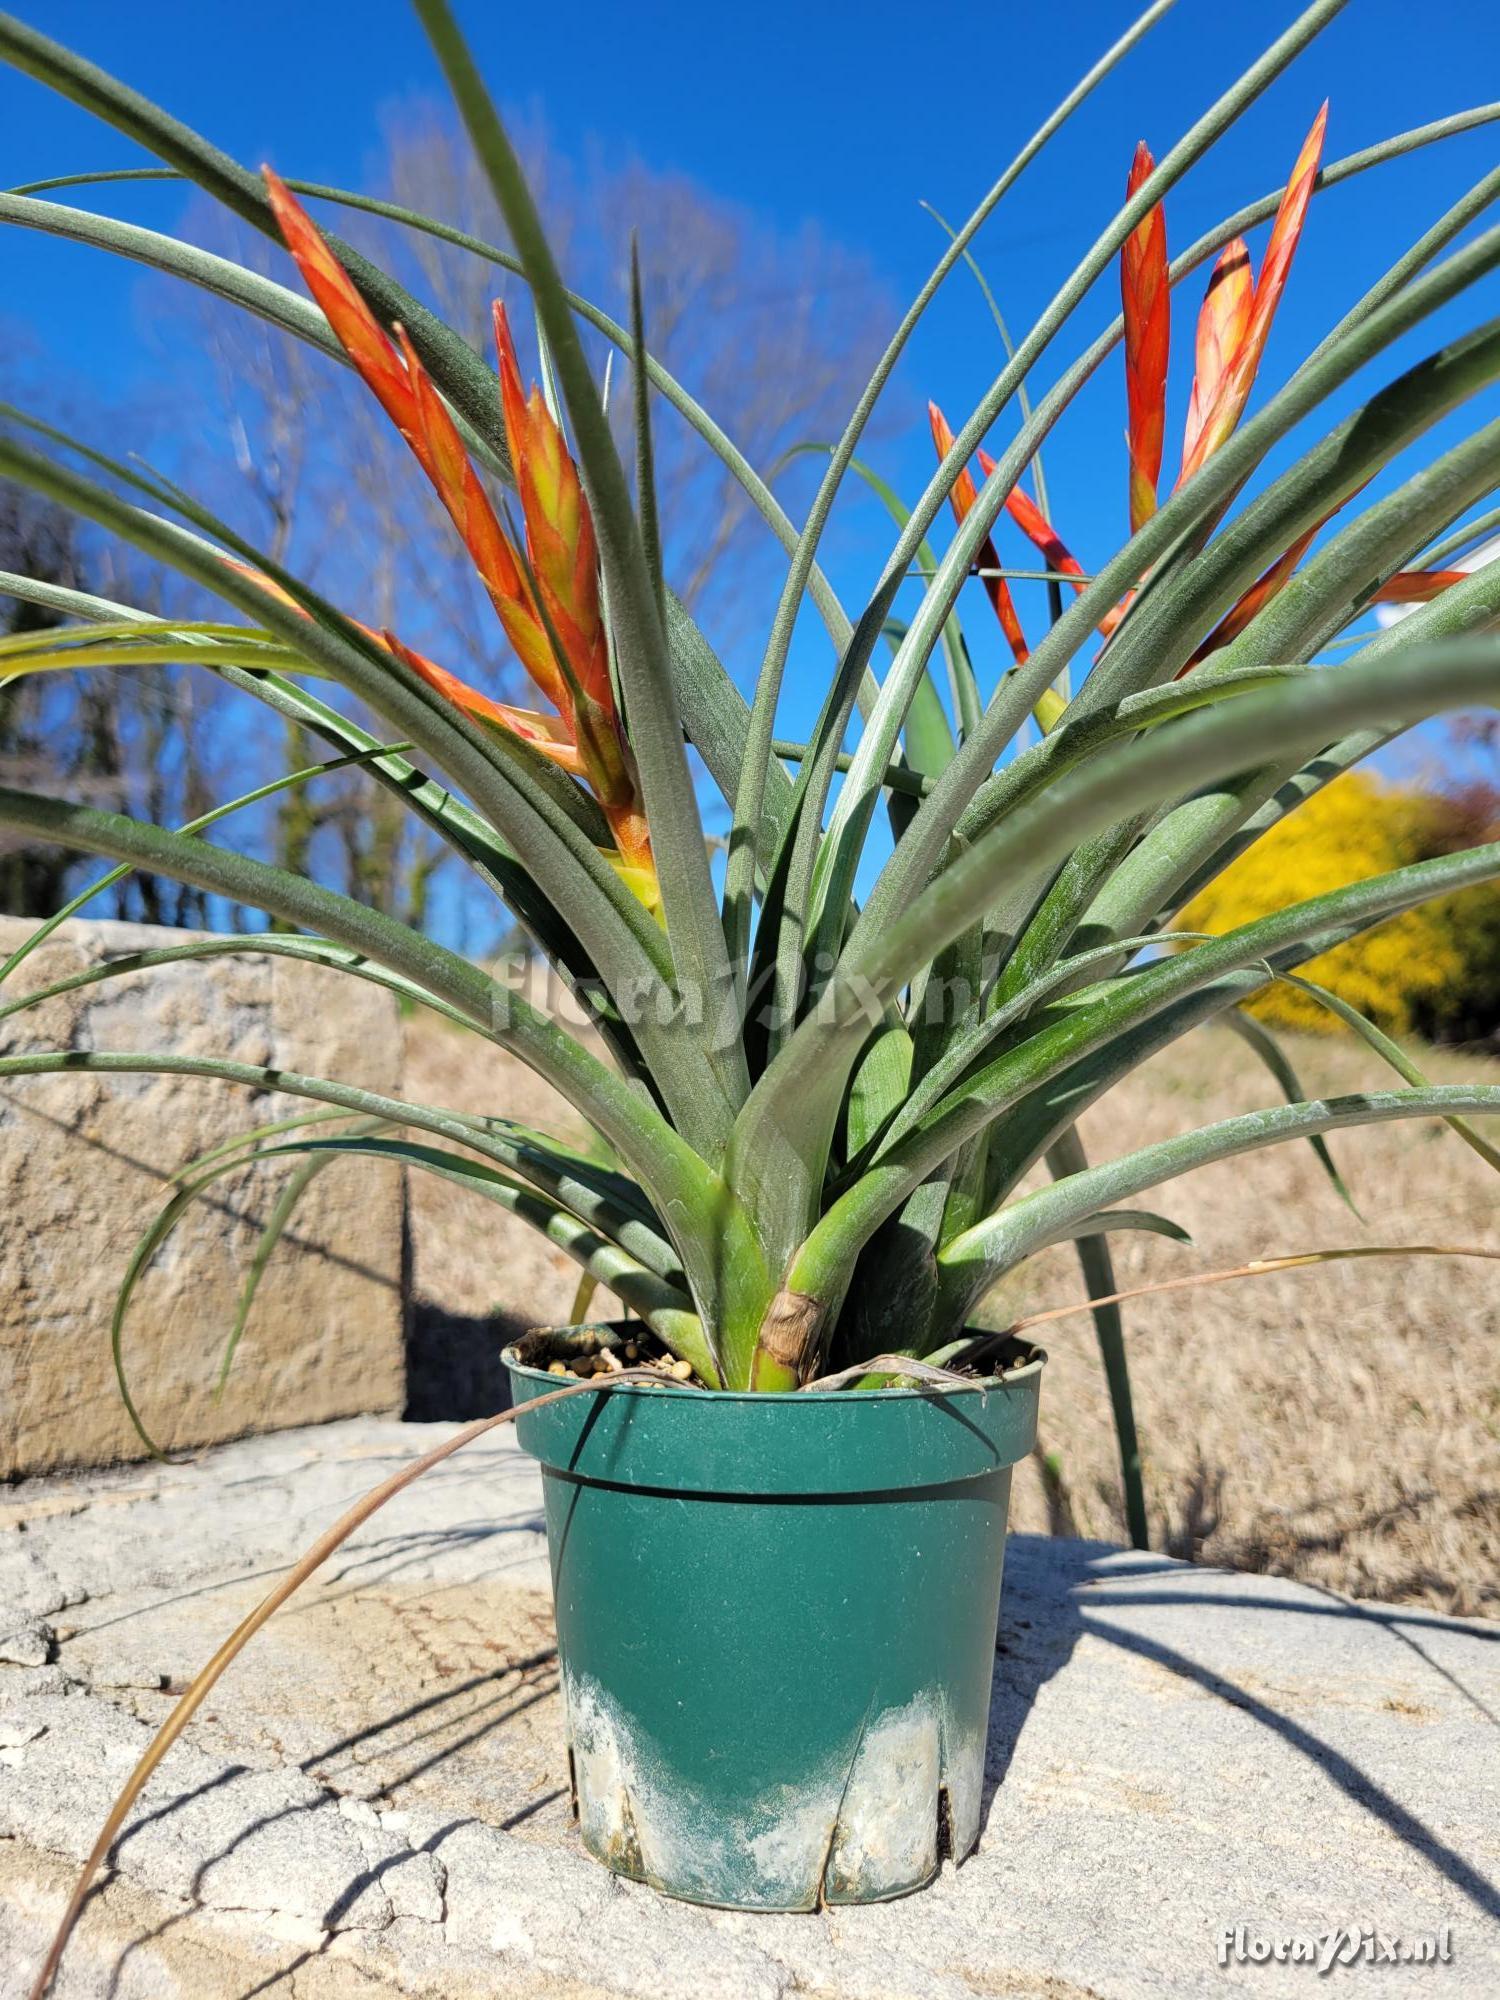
628, 240, 666, 628
1030, 1206, 1193, 1254
0, 417, 626, 873
936, 1085, 1500, 1321
0, 934, 474, 1032
0, 575, 602, 997
413, 0, 747, 1142
928, 833, 1500, 1216
160, 1086, 679, 1277
734, 639, 1500, 1277
788, 811, 1500, 1313
1041, 1130, 1160, 1550
770, 738, 931, 800
872, 932, 1213, 1159
0, 787, 719, 1214
1091, 533, 1500, 949
1219, 1009, 1358, 1213
0, 1040, 764, 1384
0, 738, 427, 989
0, 186, 346, 355
1423, 501, 1500, 568
723, 0, 1183, 986
170, 1109, 371, 1184
210, 1118, 399, 1399
1299, 161, 1500, 374
0, 9, 516, 463
843, 1023, 915, 1159
1277, 972, 1500, 1176
872, 632, 1499, 1043
108, 1132, 709, 1453
295, 1137, 708, 1364
256, 1135, 693, 1298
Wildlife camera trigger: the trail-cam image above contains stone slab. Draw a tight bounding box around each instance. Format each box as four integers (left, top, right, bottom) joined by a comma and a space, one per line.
0, 917, 405, 1476
1, 1417, 1496, 1997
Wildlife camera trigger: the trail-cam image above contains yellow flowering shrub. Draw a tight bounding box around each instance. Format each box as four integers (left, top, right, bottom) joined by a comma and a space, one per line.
1178, 772, 1500, 1039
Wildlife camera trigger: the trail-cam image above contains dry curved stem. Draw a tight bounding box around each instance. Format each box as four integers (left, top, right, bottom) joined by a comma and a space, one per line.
800, 1354, 978, 1392
25, 1369, 671, 2000
956, 1243, 1500, 1370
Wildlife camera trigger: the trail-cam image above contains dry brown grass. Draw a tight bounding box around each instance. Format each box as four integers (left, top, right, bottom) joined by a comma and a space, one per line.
402, 1001, 1500, 1619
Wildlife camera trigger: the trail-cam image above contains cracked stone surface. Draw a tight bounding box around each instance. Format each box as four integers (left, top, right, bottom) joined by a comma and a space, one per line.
1, 1418, 1497, 1998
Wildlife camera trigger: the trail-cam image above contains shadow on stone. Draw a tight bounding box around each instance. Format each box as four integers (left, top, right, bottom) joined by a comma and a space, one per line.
984, 1533, 1134, 1808
403, 1299, 523, 1421
983, 1534, 1500, 1927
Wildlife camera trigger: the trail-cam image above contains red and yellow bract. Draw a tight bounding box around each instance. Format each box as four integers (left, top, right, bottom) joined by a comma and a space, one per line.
928, 103, 1464, 701
262, 168, 656, 902
927, 400, 1030, 664
1178, 105, 1327, 487
1122, 140, 1170, 536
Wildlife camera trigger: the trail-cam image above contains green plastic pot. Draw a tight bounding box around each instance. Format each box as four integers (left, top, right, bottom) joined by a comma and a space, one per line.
505, 1335, 1045, 1912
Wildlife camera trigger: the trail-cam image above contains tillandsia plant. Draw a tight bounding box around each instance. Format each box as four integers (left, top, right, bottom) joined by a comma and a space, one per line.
6, 0, 1500, 1971
2, 0, 1500, 1469
0, 0, 1496, 1464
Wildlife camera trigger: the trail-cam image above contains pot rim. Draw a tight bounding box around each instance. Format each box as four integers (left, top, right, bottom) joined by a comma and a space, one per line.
502, 1338, 1046, 1404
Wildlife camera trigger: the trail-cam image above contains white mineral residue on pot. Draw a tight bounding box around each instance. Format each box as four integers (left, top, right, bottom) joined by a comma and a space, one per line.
566, 1669, 841, 1900
564, 1670, 640, 1864
940, 1708, 986, 1861
564, 1669, 978, 1903
565, 1669, 730, 1889
745, 1788, 844, 1899
827, 1694, 941, 1895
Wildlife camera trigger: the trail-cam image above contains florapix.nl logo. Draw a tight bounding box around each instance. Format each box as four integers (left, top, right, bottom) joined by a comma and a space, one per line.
1217, 1922, 1455, 1975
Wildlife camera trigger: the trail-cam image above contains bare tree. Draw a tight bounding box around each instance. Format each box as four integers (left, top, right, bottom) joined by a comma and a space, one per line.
0, 475, 220, 927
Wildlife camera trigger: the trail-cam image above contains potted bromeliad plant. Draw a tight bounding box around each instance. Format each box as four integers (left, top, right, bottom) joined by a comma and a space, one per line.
5, 0, 1500, 1981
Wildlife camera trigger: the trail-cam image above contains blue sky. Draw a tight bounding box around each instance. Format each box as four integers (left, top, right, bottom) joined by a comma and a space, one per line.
3, 0, 1499, 911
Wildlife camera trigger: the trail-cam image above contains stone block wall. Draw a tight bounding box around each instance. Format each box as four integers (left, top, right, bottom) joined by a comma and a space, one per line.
0, 916, 406, 1476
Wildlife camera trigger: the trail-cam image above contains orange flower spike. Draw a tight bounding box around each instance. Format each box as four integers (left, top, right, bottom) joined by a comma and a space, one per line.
981, 454, 1128, 641
1186, 526, 1317, 669
927, 398, 983, 524
1372, 570, 1467, 604
381, 629, 586, 776
264, 170, 570, 715
928, 401, 1029, 664
386, 326, 567, 715
493, 303, 612, 712
265, 171, 658, 902
981, 457, 1089, 597
219, 555, 585, 772
1179, 104, 1328, 484
488, 303, 648, 879
1187, 561, 1462, 674
1244, 102, 1328, 353
1181, 239, 1252, 480
1121, 142, 1169, 536
263, 169, 429, 473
